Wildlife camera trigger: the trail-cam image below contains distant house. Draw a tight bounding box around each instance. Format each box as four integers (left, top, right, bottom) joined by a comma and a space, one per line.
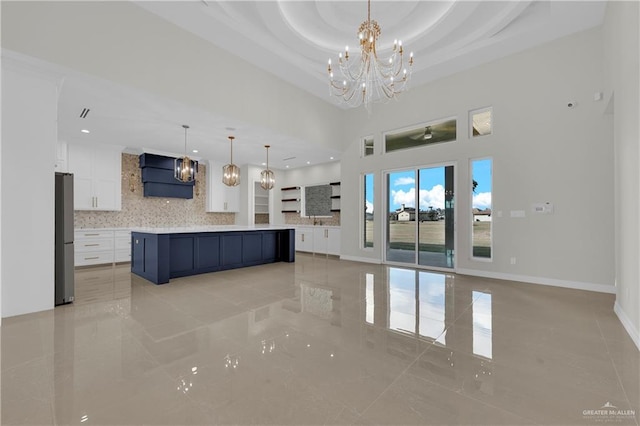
473, 208, 492, 222
396, 204, 416, 221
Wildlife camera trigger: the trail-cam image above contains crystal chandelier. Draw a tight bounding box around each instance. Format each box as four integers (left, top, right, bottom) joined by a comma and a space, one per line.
222, 136, 240, 186
327, 0, 414, 112
260, 145, 275, 190
174, 124, 197, 182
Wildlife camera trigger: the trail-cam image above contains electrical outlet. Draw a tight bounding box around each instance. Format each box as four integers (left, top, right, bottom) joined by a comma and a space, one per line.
510, 257, 516, 265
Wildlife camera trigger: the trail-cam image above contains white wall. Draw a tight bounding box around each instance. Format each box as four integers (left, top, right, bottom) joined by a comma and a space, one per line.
339, 28, 615, 293
1, 59, 59, 317
602, 1, 640, 348
1, 1, 345, 154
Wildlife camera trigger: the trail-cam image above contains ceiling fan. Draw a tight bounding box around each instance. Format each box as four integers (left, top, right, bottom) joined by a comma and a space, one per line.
410, 126, 433, 140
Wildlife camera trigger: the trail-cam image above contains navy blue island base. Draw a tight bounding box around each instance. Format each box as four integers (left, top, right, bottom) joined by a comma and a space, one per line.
131, 228, 295, 284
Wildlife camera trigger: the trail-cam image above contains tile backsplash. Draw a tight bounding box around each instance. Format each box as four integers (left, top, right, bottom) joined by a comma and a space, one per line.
283, 212, 340, 226
74, 154, 235, 229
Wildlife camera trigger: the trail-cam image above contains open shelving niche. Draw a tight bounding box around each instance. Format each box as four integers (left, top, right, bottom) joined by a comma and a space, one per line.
330, 181, 341, 212
280, 186, 301, 213
280, 182, 341, 214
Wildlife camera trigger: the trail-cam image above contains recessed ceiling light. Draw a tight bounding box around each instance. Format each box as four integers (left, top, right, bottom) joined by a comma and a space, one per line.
286, 165, 290, 168
81, 129, 90, 134
306, 161, 311, 164
330, 157, 334, 160
261, 162, 266, 166
192, 149, 198, 153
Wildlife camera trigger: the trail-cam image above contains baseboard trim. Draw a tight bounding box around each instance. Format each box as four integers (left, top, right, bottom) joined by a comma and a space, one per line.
456, 268, 616, 294
339, 255, 382, 264
614, 301, 640, 351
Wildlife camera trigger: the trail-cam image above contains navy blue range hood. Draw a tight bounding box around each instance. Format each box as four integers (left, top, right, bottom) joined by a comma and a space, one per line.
139, 153, 197, 199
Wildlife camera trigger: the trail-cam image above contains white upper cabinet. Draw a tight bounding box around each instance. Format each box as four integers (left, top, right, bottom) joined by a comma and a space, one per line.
206, 160, 239, 213
54, 141, 68, 172
68, 143, 123, 211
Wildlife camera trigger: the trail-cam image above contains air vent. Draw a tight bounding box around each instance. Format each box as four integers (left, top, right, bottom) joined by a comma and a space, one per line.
79, 108, 90, 119
282, 156, 296, 161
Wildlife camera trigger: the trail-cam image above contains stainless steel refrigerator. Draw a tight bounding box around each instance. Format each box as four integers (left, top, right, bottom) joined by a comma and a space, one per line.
55, 172, 75, 305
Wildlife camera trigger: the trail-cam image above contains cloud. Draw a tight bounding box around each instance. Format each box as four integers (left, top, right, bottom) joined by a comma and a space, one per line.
473, 192, 492, 209
366, 200, 374, 213
392, 188, 415, 208
393, 176, 415, 186
418, 185, 445, 210
392, 185, 445, 210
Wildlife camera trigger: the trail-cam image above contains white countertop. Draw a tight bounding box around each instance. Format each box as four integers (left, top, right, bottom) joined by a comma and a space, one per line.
75, 227, 132, 232
130, 225, 296, 234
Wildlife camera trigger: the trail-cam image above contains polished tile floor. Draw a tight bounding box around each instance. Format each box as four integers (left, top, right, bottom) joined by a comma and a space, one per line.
2, 254, 638, 425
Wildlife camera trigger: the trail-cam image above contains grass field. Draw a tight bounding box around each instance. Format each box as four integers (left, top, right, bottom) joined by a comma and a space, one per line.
365, 220, 491, 257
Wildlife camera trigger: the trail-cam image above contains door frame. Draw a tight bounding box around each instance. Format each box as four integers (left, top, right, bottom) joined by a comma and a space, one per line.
382, 161, 458, 273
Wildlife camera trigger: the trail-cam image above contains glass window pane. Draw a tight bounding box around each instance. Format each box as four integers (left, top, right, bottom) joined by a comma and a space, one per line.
386, 170, 417, 263
418, 166, 454, 269
385, 118, 457, 153
364, 174, 374, 248
471, 107, 492, 137
472, 158, 492, 259
363, 136, 374, 156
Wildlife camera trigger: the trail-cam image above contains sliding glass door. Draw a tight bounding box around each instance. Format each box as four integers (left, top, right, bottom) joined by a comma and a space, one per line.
386, 165, 455, 269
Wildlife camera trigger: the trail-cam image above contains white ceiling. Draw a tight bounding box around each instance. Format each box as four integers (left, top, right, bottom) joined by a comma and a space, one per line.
50, 0, 606, 169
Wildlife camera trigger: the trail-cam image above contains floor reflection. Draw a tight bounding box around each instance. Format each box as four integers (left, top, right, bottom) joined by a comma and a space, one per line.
74, 263, 131, 305
1, 255, 637, 425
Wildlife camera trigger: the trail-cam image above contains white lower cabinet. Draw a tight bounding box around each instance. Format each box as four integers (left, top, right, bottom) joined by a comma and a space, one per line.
313, 227, 340, 256
296, 227, 315, 253
296, 227, 340, 256
75, 229, 131, 266
114, 230, 132, 262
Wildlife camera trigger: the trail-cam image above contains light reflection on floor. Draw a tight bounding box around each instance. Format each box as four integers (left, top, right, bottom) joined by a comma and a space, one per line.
1, 254, 638, 425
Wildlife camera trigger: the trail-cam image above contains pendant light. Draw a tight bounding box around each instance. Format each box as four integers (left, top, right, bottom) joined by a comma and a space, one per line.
222, 136, 240, 186
174, 125, 197, 182
260, 145, 275, 190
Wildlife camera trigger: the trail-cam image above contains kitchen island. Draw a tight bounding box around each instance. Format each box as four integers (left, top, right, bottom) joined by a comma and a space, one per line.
131, 226, 295, 284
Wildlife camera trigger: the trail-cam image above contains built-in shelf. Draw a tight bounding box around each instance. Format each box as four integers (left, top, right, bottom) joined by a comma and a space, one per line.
281, 186, 302, 215
331, 182, 341, 213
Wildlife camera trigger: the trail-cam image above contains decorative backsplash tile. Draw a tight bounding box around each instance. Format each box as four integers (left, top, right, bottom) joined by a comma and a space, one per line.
283, 211, 340, 226
74, 154, 235, 229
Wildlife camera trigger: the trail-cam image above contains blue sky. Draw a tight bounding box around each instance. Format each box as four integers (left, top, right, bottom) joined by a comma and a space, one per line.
364, 160, 492, 213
